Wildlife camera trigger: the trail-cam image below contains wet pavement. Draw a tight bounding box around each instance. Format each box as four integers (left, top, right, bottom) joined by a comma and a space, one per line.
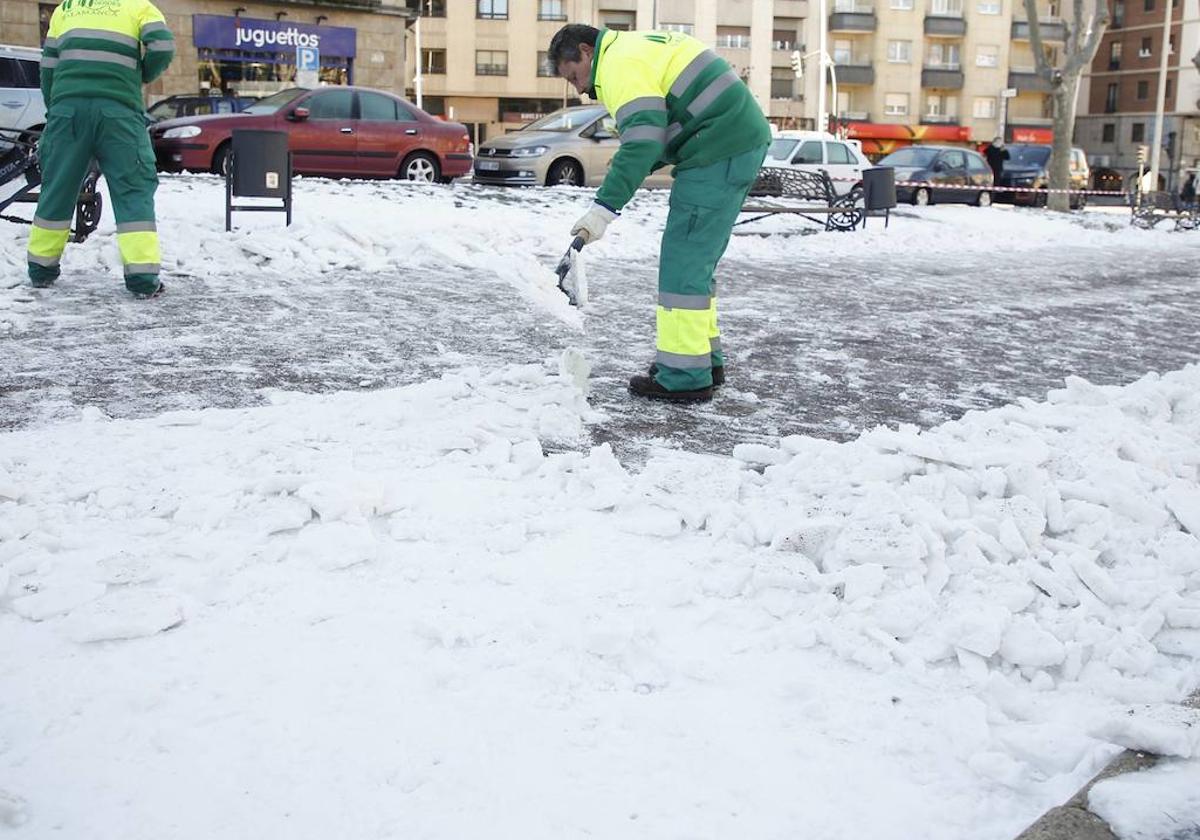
3, 209, 1199, 466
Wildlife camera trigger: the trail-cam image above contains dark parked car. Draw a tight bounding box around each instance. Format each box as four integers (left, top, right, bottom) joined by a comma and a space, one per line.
146, 94, 258, 122
150, 86, 473, 182
996, 144, 1090, 209
877, 145, 995, 206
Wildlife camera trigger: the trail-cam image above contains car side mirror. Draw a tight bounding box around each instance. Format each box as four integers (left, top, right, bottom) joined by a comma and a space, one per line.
289, 107, 310, 122
932, 161, 947, 173
591, 130, 615, 141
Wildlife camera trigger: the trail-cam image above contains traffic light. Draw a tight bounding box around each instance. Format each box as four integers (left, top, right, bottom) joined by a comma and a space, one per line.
790, 50, 803, 78
1136, 144, 1148, 165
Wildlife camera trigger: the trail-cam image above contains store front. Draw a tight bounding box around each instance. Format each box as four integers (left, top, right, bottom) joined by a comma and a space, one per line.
842, 122, 974, 160
192, 14, 357, 97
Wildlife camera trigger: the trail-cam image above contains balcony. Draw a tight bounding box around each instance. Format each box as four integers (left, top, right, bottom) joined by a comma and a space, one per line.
1008, 115, 1054, 126
832, 62, 874, 85
829, 2, 876, 32
921, 113, 960, 124
925, 14, 966, 36
922, 65, 964, 88
1011, 19, 1067, 42
838, 110, 870, 121
1007, 66, 1052, 92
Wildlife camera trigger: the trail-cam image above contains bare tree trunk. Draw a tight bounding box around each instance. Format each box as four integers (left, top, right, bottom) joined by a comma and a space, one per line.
1048, 81, 1078, 211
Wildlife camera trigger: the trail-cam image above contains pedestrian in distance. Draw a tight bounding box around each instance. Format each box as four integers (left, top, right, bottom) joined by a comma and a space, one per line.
1180, 172, 1196, 209
27, 0, 175, 298
548, 23, 772, 403
984, 136, 1009, 181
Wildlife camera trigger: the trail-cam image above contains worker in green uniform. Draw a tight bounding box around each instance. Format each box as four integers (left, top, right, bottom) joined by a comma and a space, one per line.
29, 0, 175, 297
549, 24, 771, 402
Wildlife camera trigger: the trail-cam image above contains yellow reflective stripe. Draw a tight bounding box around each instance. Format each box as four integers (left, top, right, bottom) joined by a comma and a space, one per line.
117, 230, 161, 268
656, 305, 711, 364
29, 225, 70, 258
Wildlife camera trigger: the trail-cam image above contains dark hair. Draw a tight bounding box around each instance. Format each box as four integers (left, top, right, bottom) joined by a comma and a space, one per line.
548, 24, 601, 72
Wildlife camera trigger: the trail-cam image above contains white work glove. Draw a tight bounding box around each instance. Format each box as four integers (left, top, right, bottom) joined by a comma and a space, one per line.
570, 202, 619, 244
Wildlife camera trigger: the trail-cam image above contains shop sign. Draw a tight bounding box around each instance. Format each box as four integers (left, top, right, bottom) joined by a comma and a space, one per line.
192, 14, 357, 57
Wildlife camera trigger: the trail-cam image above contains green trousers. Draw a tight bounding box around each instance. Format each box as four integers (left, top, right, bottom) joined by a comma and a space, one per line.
27, 97, 161, 294
654, 143, 768, 392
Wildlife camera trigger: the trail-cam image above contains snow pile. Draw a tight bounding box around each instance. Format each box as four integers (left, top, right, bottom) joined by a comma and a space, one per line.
656, 367, 1200, 699
1088, 758, 1200, 840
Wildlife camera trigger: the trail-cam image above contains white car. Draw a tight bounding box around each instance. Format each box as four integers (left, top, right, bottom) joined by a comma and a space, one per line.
0, 44, 45, 150
763, 130, 869, 196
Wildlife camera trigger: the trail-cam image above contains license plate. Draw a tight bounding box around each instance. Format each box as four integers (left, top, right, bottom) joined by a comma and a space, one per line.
476, 161, 500, 171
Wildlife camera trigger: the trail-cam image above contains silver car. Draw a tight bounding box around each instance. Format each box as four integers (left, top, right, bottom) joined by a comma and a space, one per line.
473, 104, 673, 189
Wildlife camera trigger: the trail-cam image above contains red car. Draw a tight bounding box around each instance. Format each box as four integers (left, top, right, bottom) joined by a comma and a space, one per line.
150, 86, 472, 182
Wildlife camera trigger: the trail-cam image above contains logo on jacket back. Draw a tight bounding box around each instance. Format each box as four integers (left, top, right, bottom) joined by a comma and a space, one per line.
235, 26, 321, 49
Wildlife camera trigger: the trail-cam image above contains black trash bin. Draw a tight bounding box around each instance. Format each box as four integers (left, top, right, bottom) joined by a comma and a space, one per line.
862, 166, 896, 227
225, 128, 292, 231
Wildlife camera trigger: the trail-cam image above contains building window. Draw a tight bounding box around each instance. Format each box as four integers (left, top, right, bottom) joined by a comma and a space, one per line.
930, 0, 964, 14
1143, 0, 1153, 10
1139, 37, 1151, 58
887, 40, 912, 63
476, 50, 508, 75
1102, 123, 1115, 142
927, 43, 960, 68
662, 22, 695, 34
973, 96, 996, 118
1113, 0, 1125, 26
412, 0, 446, 15
1108, 40, 1122, 70
717, 27, 752, 49
1105, 82, 1119, 112
600, 10, 635, 30
1166, 78, 1172, 97
1137, 79, 1149, 99
420, 49, 446, 74
773, 28, 799, 51
976, 45, 999, 66
537, 50, 555, 77
891, 0, 914, 9
1168, 34, 1175, 54
771, 68, 796, 99
537, 0, 566, 20
977, 0, 1002, 12
38, 2, 55, 41
885, 92, 909, 116
833, 39, 853, 64
478, 0, 507, 20
1132, 122, 1145, 141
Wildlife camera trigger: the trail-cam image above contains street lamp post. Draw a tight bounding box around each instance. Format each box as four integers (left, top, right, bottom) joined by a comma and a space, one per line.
1148, 0, 1174, 191
792, 48, 838, 133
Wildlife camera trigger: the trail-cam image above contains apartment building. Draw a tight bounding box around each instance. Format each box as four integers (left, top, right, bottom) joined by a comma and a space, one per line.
1075, 0, 1200, 190
406, 0, 808, 144
815, 0, 1071, 156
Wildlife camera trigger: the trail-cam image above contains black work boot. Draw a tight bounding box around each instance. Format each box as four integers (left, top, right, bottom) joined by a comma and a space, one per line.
132, 281, 166, 300
628, 374, 713, 402
648, 363, 725, 387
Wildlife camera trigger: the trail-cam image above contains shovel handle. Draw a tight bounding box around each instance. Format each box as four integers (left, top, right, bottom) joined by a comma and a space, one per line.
569, 235, 585, 253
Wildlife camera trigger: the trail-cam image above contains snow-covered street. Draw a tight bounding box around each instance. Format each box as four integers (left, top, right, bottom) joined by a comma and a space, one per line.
2, 176, 1199, 839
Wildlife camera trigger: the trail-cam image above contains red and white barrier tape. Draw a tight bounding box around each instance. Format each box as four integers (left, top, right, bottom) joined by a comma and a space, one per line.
821, 173, 1128, 197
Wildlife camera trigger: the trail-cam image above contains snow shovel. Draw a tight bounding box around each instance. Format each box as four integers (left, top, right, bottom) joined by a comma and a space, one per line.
554, 235, 587, 308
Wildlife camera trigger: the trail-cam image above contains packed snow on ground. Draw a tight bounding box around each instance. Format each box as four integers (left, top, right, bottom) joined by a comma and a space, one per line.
0, 172, 1183, 337
3, 175, 1199, 837
1089, 758, 1200, 840
3, 340, 1200, 837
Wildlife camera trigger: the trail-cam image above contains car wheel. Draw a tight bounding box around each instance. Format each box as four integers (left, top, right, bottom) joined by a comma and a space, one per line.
547, 158, 583, 187
211, 142, 232, 177
913, 187, 931, 206
976, 190, 992, 208
400, 152, 439, 182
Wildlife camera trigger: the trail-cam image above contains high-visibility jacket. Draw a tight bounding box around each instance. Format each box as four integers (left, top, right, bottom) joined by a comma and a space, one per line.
588, 28, 771, 212
41, 0, 175, 113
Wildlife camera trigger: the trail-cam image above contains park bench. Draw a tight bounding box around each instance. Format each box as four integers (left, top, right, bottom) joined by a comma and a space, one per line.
738, 166, 892, 233
1130, 190, 1200, 232
0, 129, 103, 243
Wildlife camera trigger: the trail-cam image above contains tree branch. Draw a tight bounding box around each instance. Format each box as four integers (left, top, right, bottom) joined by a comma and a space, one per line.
1024, 0, 1055, 80
1064, 1, 1110, 77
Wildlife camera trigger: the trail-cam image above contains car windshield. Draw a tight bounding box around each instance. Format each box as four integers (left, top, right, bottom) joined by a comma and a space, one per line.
768, 139, 799, 159
146, 100, 178, 120
1007, 145, 1051, 166
242, 88, 309, 115
522, 109, 606, 132
881, 147, 939, 167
